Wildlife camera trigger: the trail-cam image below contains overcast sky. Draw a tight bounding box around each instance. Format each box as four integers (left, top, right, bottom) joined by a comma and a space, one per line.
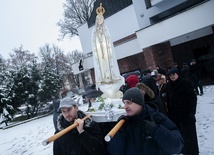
0, 0, 82, 59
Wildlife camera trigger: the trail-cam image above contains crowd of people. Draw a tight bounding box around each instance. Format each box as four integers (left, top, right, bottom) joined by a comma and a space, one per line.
51, 59, 203, 155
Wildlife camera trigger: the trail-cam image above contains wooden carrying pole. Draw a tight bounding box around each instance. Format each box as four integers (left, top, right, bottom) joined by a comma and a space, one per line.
42, 115, 90, 146
104, 119, 125, 142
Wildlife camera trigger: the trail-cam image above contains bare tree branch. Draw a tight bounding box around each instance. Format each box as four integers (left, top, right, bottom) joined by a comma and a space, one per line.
57, 0, 96, 40
9, 45, 37, 69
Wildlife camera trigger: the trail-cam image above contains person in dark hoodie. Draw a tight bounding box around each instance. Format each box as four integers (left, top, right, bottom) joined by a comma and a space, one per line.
136, 82, 167, 115
189, 59, 204, 96
166, 67, 199, 155
107, 87, 184, 155
140, 69, 158, 96
53, 97, 104, 155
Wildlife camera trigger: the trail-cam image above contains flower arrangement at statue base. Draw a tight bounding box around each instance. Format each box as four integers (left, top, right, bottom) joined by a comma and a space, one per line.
79, 97, 125, 122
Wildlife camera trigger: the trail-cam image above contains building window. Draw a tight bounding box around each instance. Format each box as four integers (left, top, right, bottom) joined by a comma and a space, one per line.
144, 0, 152, 9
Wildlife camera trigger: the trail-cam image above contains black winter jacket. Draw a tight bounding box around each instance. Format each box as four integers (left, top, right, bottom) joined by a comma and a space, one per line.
53, 111, 104, 155
107, 105, 184, 155
166, 77, 197, 126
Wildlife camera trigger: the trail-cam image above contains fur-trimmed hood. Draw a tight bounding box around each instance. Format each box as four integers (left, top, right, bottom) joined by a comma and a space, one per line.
136, 83, 155, 99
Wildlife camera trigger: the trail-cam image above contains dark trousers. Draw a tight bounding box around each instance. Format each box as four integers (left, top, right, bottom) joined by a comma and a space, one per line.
193, 80, 203, 95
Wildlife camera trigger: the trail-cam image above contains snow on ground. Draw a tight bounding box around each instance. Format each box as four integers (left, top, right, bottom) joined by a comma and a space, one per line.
196, 85, 214, 154
0, 115, 54, 155
0, 85, 214, 155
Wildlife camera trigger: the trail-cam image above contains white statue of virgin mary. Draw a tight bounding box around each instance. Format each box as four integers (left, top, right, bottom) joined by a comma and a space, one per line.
92, 3, 124, 99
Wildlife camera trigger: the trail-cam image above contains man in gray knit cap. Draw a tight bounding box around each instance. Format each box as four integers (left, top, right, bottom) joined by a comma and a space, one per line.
108, 87, 184, 155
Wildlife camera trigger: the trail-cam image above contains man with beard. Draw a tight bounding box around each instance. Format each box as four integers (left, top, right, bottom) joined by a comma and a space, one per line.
53, 97, 104, 155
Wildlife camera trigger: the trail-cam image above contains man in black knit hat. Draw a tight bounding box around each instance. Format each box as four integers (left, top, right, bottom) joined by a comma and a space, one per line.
167, 67, 199, 155
107, 87, 184, 155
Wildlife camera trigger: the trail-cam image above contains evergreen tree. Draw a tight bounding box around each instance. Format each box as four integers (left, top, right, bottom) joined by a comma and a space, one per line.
26, 60, 41, 117
0, 57, 16, 126
9, 63, 42, 119
0, 88, 16, 126
10, 67, 29, 110
38, 64, 61, 105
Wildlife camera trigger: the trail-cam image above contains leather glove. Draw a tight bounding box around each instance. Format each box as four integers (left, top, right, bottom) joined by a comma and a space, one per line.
142, 119, 158, 135
84, 117, 92, 128
117, 115, 129, 122
117, 115, 130, 131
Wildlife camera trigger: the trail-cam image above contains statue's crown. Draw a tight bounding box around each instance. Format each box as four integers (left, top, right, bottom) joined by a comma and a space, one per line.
96, 3, 105, 15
